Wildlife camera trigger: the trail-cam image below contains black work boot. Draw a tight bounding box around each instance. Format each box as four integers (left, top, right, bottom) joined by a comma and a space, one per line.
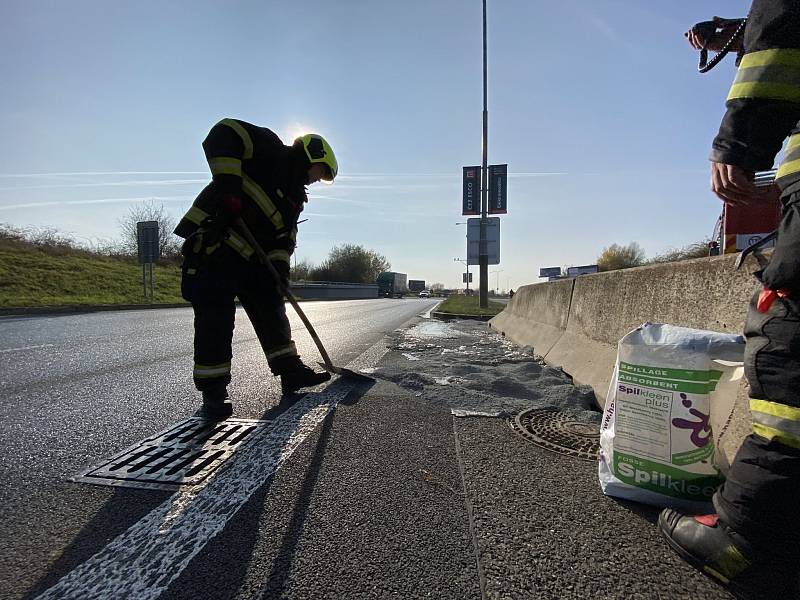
280, 363, 331, 395
659, 510, 752, 586
658, 509, 800, 598
201, 385, 233, 420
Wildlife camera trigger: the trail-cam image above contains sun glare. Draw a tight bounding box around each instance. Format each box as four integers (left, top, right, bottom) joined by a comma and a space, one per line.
284, 123, 314, 143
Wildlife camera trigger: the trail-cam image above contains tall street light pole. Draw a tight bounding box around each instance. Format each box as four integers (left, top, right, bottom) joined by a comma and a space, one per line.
453, 257, 470, 292
479, 0, 489, 309
491, 269, 504, 294
455, 221, 469, 290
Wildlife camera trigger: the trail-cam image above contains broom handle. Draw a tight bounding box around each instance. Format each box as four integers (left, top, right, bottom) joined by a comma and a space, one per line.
233, 218, 335, 370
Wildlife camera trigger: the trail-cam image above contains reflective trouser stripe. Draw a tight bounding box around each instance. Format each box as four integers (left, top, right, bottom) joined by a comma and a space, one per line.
750, 398, 800, 449
265, 342, 297, 361
242, 174, 285, 230
704, 543, 751, 584
194, 362, 231, 378
218, 119, 254, 159
776, 134, 800, 180
208, 156, 242, 177
223, 229, 254, 260
727, 49, 800, 102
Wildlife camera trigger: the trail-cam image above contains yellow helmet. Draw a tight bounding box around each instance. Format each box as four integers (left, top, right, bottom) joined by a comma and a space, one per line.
295, 134, 338, 181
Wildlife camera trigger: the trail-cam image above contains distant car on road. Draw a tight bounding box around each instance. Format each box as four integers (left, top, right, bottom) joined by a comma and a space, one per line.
419, 290, 431, 298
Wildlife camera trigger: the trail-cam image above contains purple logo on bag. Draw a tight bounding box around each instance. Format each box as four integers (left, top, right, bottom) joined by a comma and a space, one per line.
671, 393, 711, 448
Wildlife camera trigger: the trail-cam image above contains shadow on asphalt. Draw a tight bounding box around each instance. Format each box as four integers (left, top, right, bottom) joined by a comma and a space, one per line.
24, 487, 171, 599
161, 376, 376, 599
26, 377, 374, 600
256, 401, 338, 598
162, 377, 375, 600
607, 496, 662, 525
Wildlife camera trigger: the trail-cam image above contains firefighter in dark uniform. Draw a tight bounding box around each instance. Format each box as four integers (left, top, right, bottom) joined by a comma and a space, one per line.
658, 2, 800, 595
174, 119, 338, 419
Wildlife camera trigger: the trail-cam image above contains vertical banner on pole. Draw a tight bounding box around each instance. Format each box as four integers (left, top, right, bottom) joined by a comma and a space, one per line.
488, 164, 507, 214
462, 166, 480, 216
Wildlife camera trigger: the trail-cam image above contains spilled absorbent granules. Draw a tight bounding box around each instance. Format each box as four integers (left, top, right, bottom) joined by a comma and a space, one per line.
376, 319, 601, 424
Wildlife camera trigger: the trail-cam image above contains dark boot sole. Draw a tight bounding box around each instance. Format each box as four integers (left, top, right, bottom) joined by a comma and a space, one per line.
657, 511, 750, 600
200, 399, 233, 420
281, 374, 331, 396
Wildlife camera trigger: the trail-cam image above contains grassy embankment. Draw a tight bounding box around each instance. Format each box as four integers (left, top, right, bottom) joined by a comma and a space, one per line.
436, 295, 505, 317
0, 234, 184, 308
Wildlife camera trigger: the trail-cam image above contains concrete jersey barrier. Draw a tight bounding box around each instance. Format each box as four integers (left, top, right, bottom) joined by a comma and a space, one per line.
489, 253, 763, 469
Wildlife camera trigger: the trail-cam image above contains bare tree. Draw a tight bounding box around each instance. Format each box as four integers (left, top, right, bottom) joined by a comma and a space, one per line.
117, 200, 182, 260
290, 258, 315, 282
649, 239, 712, 264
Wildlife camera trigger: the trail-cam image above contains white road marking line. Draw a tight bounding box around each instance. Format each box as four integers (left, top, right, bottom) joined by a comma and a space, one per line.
35, 384, 354, 600
419, 301, 442, 319
0, 344, 55, 354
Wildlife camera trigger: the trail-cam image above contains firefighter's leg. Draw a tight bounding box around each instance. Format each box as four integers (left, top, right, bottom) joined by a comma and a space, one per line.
660, 192, 800, 594
714, 290, 800, 549
716, 191, 800, 553
659, 299, 800, 595
237, 263, 330, 395
181, 249, 236, 418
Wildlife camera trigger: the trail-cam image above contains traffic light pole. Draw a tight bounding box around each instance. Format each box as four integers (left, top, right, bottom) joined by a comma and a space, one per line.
479, 0, 489, 308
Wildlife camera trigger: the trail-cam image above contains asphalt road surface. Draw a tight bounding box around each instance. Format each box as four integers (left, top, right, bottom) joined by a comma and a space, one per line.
1, 299, 757, 600
0, 299, 437, 600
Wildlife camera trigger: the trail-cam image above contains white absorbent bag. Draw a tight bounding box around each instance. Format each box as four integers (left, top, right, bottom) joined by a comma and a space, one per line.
598, 323, 744, 513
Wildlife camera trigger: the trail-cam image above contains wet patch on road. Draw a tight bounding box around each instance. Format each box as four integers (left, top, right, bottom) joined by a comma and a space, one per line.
374, 319, 601, 425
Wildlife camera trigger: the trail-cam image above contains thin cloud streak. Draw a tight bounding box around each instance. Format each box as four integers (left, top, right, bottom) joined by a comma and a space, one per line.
329, 183, 451, 191
334, 172, 568, 181
0, 179, 207, 191
510, 172, 569, 177
0, 195, 193, 211
306, 194, 371, 206
0, 171, 206, 178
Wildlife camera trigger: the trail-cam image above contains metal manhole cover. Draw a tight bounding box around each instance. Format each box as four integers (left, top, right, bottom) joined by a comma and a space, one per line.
509, 409, 600, 461
72, 417, 270, 490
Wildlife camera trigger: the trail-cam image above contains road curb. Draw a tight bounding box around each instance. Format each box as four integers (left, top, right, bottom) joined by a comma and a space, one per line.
431, 311, 495, 322
0, 296, 393, 317
0, 303, 191, 317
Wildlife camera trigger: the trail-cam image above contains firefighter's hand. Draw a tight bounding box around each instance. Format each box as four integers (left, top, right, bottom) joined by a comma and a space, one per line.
685, 17, 744, 52
222, 195, 242, 217
710, 162, 776, 206
272, 261, 290, 289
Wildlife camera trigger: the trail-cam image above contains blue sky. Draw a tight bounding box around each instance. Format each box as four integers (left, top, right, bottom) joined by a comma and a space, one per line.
1, 1, 755, 290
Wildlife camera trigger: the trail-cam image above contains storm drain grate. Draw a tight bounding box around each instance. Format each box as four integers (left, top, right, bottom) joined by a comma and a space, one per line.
72, 417, 270, 490
509, 408, 600, 461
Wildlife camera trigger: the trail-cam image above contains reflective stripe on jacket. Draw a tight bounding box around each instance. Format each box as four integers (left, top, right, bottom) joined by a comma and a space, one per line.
174, 119, 306, 261
710, 0, 800, 194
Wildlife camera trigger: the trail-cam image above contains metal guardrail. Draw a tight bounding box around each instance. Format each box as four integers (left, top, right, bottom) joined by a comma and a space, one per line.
289, 282, 379, 300
289, 280, 374, 288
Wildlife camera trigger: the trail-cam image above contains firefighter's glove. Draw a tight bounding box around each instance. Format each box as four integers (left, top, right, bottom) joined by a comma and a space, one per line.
215, 194, 242, 230
204, 194, 242, 247
222, 195, 242, 217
